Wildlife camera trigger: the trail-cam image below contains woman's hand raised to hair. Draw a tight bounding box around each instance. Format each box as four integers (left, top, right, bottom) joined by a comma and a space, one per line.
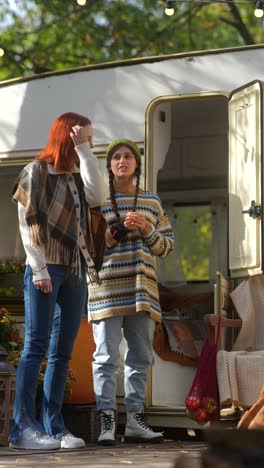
124, 212, 147, 231
70, 125, 91, 147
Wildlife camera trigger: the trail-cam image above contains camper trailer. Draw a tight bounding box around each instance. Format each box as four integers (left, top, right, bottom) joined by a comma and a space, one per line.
1, 44, 264, 429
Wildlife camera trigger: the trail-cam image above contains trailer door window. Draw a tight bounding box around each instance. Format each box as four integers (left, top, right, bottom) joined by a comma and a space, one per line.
158, 204, 213, 283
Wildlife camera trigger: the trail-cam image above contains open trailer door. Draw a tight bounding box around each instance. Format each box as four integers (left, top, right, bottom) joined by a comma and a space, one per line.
228, 80, 264, 279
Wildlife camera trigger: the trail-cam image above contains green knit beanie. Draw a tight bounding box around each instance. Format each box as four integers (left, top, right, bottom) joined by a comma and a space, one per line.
106, 139, 141, 165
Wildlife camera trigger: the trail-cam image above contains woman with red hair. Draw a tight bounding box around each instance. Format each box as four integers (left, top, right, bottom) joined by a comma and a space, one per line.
9, 112, 108, 450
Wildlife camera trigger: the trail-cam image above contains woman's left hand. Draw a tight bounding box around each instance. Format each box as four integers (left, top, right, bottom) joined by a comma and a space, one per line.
70, 125, 90, 147
124, 212, 147, 231
33, 279, 52, 294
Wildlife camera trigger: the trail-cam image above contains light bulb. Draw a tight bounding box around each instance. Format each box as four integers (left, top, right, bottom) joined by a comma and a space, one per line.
165, 1, 174, 16
77, 0, 86, 5
254, 8, 264, 17
0, 48, 5, 57
165, 6, 174, 16
254, 1, 264, 17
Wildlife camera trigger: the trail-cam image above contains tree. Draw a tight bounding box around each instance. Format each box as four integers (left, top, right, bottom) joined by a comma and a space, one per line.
0, 0, 263, 81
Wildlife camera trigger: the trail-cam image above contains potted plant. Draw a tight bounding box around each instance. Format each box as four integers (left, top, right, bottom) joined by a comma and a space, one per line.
0, 307, 23, 353
0, 258, 26, 298
8, 349, 76, 416
0, 307, 75, 415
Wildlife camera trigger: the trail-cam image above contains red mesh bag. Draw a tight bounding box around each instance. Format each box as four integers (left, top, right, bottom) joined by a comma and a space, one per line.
185, 316, 221, 425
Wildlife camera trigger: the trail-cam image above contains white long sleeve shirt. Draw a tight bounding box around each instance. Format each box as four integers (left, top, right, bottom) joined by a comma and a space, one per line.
18, 143, 108, 281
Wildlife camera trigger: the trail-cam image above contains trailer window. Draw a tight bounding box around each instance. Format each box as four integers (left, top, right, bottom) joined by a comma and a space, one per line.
176, 205, 212, 281
158, 204, 213, 283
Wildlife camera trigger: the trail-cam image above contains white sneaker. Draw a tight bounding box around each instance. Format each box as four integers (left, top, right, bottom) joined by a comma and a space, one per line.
97, 410, 116, 446
59, 433, 85, 449
9, 427, 60, 450
124, 411, 164, 443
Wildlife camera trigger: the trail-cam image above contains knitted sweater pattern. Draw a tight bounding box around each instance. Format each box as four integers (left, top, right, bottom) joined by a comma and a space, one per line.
88, 191, 174, 323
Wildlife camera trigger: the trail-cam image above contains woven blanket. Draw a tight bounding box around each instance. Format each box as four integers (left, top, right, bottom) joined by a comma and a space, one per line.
163, 319, 207, 359
153, 318, 207, 368
217, 350, 264, 407
217, 274, 264, 407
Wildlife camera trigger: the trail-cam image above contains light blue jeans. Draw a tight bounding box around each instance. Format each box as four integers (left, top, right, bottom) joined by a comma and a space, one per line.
92, 312, 156, 412
9, 264, 87, 443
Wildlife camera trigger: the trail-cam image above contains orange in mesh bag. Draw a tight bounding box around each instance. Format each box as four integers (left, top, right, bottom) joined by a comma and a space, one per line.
185, 316, 221, 425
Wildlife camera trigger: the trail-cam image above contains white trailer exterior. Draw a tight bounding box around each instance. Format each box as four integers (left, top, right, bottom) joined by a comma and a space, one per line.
1, 44, 264, 429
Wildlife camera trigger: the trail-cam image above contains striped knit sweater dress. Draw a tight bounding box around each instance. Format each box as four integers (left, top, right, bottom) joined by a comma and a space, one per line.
88, 191, 174, 323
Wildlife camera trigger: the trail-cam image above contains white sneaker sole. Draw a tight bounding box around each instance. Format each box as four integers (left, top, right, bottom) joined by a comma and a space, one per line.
60, 441, 86, 449
124, 435, 164, 444
9, 441, 60, 450
97, 438, 116, 446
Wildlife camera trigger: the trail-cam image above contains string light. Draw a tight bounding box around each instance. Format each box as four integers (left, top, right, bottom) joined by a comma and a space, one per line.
164, 0, 264, 18
0, 48, 5, 57
76, 0, 86, 5
254, 0, 264, 16
165, 0, 175, 15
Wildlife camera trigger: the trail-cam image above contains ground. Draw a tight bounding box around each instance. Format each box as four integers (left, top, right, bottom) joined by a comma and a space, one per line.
0, 439, 206, 467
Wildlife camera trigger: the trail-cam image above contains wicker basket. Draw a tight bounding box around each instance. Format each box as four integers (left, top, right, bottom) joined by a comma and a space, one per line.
0, 273, 24, 299
62, 404, 100, 443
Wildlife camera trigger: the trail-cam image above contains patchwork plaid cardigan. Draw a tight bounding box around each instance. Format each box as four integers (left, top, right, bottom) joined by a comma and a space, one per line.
12, 160, 89, 277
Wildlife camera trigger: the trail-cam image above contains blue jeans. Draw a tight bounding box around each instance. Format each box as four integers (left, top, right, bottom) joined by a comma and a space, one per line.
9, 264, 87, 442
92, 312, 156, 412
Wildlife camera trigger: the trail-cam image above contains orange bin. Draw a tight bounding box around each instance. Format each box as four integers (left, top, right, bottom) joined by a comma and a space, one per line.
65, 318, 96, 404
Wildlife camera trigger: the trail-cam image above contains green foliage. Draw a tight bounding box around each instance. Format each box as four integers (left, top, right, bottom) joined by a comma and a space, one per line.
0, 287, 15, 297
0, 258, 25, 273
0, 307, 22, 352
0, 0, 263, 81
0, 306, 75, 412
160, 204, 212, 282
8, 349, 76, 414
176, 205, 212, 281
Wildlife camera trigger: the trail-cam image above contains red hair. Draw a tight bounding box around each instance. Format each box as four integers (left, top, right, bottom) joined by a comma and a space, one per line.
36, 112, 91, 171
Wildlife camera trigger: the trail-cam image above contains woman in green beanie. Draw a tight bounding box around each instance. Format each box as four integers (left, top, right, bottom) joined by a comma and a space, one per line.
88, 138, 174, 445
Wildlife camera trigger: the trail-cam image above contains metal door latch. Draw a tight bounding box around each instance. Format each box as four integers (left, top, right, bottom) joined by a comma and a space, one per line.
242, 200, 262, 219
